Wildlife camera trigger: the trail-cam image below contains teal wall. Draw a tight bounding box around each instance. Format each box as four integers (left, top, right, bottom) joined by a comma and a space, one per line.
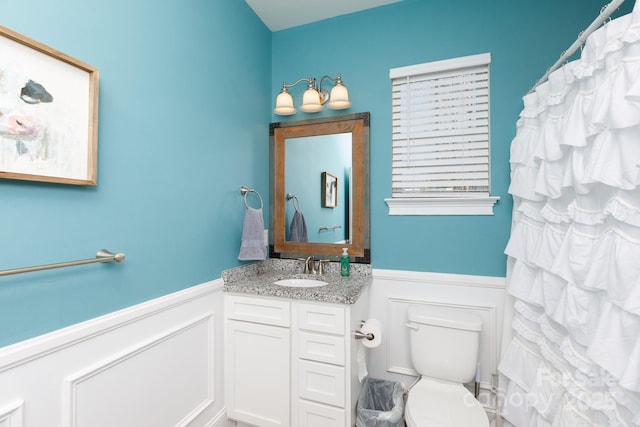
1, 0, 634, 348
0, 0, 271, 347
272, 0, 633, 277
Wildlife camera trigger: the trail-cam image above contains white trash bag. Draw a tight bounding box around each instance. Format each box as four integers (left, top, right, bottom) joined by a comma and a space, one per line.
356, 378, 404, 427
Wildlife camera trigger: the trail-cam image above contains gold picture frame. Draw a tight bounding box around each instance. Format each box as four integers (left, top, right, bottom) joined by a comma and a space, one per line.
322, 171, 337, 208
0, 25, 99, 186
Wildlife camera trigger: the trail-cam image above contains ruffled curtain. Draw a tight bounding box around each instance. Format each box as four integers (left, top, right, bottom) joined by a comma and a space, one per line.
500, 2, 640, 426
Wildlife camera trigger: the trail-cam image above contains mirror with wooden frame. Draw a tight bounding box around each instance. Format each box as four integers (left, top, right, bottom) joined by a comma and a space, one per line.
270, 112, 370, 263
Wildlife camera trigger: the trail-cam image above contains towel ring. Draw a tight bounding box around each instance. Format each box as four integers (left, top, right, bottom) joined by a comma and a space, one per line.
286, 193, 301, 211
240, 186, 263, 210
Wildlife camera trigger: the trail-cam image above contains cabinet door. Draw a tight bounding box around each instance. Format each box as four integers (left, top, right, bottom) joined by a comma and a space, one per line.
226, 320, 290, 427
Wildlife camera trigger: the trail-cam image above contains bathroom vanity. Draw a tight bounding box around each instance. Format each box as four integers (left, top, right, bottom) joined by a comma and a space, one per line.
223, 260, 371, 427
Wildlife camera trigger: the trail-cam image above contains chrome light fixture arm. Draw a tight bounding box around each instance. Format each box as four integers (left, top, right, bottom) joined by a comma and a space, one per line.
317, 74, 343, 104
279, 77, 314, 93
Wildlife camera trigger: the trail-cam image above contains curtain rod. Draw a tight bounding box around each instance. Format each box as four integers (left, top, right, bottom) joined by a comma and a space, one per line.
0, 249, 125, 277
528, 0, 625, 94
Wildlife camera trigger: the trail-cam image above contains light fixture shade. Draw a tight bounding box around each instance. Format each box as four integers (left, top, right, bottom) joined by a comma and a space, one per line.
300, 87, 322, 113
274, 91, 295, 115
328, 83, 351, 110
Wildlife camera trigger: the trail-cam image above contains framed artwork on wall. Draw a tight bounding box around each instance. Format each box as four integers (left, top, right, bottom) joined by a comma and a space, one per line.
322, 171, 337, 208
0, 25, 99, 186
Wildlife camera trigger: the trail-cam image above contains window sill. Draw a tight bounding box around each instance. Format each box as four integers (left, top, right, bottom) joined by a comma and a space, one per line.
384, 196, 500, 216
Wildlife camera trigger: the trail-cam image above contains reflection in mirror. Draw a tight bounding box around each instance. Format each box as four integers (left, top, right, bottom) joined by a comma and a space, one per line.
270, 113, 370, 263
285, 133, 352, 244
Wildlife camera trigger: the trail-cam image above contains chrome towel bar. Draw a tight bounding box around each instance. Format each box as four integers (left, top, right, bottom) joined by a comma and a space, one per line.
0, 249, 125, 277
319, 224, 342, 231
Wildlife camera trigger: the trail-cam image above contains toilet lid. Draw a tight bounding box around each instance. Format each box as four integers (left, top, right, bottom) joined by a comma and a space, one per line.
405, 379, 489, 427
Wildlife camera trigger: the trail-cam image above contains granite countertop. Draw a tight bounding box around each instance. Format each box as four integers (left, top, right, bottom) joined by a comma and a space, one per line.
222, 258, 372, 305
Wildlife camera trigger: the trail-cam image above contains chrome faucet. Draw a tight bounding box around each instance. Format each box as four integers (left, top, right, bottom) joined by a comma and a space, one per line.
302, 256, 329, 275
304, 256, 316, 274
316, 259, 328, 275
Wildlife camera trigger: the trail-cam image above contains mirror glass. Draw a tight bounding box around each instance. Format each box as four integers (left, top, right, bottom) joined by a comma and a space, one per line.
270, 113, 370, 263
285, 133, 352, 244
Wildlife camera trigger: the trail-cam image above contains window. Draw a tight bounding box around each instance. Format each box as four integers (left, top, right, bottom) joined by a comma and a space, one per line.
385, 53, 499, 215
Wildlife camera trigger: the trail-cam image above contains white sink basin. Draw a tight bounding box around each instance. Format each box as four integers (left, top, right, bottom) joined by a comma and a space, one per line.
273, 278, 329, 288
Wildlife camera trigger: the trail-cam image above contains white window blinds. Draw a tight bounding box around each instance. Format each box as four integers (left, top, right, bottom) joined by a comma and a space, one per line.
390, 53, 491, 198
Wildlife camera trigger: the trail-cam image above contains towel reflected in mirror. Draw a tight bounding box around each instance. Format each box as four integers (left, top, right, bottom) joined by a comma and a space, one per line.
289, 209, 308, 242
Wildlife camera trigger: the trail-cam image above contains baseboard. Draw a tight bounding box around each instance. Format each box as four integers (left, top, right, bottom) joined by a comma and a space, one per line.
208, 408, 235, 427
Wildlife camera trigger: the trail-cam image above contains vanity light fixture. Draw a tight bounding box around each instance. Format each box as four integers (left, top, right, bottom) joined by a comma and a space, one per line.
273, 73, 351, 116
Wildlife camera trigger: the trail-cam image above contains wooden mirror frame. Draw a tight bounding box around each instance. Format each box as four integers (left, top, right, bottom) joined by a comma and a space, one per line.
270, 112, 370, 263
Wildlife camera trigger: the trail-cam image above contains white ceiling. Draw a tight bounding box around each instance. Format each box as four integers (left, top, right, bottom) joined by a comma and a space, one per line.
244, 0, 403, 31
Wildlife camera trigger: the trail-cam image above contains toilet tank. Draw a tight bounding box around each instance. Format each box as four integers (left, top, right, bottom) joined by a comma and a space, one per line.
407, 305, 482, 384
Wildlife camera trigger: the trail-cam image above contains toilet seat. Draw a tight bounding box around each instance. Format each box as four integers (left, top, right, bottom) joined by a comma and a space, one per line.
405, 378, 490, 427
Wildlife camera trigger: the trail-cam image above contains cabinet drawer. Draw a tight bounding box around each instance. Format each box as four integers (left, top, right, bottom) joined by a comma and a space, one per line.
297, 303, 345, 335
297, 399, 345, 427
298, 360, 345, 407
298, 331, 345, 366
226, 294, 290, 327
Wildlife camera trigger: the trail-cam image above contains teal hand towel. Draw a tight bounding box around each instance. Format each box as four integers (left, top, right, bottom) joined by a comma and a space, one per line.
289, 210, 308, 242
238, 207, 266, 260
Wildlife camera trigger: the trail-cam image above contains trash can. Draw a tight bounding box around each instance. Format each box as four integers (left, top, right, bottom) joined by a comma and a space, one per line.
356, 377, 405, 427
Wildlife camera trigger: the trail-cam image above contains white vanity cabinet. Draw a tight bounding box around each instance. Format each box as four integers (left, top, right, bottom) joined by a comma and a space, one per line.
225, 288, 369, 427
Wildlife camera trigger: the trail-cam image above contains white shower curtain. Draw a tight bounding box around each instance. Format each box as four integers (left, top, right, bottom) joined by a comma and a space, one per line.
500, 2, 640, 426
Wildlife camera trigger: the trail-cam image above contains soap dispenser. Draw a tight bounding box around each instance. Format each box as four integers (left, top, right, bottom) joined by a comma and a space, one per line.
340, 247, 350, 277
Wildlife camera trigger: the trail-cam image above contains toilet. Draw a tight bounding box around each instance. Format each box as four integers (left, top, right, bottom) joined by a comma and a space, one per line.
404, 305, 490, 427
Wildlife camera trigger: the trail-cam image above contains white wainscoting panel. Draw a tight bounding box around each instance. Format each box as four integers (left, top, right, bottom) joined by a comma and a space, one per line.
367, 269, 506, 413
63, 313, 214, 427
387, 297, 497, 382
0, 280, 229, 427
0, 400, 24, 427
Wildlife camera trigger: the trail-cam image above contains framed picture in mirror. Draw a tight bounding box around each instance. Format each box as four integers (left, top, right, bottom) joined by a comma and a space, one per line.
322, 171, 337, 208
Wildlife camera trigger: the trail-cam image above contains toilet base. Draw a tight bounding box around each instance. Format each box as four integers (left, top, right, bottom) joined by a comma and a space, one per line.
404, 378, 489, 427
